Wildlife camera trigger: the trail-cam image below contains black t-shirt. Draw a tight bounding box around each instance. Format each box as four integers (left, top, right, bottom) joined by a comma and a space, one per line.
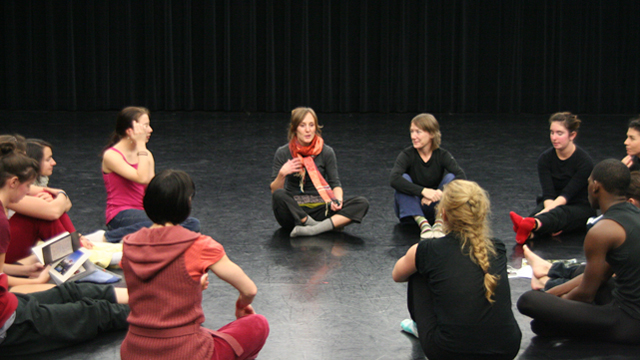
415, 235, 521, 355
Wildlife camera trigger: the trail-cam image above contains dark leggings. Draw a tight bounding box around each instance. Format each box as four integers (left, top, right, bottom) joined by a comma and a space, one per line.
517, 290, 640, 344
530, 201, 596, 235
2, 283, 130, 355
271, 189, 369, 230
544, 263, 586, 291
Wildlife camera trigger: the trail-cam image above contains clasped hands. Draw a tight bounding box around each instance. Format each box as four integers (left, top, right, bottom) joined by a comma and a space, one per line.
421, 188, 442, 206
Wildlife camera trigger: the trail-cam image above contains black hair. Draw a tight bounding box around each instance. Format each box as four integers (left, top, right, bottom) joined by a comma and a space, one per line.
592, 159, 630, 197
628, 116, 640, 133
626, 171, 640, 203
143, 169, 195, 225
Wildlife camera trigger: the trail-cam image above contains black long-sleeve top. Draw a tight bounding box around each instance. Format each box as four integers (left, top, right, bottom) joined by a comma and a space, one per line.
390, 146, 466, 197
537, 146, 593, 206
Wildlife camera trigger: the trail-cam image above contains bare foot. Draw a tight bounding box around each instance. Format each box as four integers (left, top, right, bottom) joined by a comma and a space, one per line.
531, 275, 549, 291
523, 245, 552, 279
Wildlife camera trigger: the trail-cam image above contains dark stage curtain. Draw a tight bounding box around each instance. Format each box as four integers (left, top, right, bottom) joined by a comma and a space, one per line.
1, 1, 639, 114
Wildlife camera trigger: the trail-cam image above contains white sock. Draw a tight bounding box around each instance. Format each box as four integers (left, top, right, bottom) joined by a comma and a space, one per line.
84, 229, 106, 243
110, 252, 123, 267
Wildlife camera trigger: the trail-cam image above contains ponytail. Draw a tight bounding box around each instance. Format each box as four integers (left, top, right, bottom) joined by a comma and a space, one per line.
101, 106, 150, 155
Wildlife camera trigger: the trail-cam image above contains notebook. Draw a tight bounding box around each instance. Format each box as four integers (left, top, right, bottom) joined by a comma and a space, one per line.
32, 232, 121, 285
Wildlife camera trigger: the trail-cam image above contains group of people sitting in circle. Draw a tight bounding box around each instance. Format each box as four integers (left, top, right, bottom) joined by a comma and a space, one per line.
391, 111, 640, 358
0, 106, 639, 359
0, 107, 268, 359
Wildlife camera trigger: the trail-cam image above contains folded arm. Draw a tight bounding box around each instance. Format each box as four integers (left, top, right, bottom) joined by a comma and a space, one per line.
8, 192, 71, 221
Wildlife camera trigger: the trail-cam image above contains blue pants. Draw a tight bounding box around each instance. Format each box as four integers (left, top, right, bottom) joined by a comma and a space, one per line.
105, 209, 201, 243
394, 173, 455, 224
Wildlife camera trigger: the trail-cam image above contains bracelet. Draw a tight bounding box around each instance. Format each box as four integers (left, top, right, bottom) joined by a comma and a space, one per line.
137, 151, 149, 156
58, 191, 68, 198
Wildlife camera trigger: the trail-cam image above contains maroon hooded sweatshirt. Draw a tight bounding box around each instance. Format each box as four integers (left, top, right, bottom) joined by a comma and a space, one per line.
120, 225, 215, 360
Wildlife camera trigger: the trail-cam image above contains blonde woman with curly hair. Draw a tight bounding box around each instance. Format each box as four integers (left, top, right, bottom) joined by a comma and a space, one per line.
393, 180, 521, 360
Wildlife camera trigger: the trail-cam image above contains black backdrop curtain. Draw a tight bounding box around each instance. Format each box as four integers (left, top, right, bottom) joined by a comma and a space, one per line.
1, 0, 639, 114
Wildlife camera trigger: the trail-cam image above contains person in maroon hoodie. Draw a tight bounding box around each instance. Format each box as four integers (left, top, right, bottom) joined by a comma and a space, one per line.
0, 140, 129, 356
120, 169, 269, 360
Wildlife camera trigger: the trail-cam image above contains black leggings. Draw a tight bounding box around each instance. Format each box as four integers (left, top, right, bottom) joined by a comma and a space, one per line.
271, 189, 369, 229
530, 201, 596, 235
517, 290, 640, 344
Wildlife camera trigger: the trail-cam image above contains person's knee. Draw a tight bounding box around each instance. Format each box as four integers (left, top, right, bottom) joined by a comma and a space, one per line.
402, 173, 413, 182
272, 188, 288, 203
253, 314, 270, 339
516, 290, 540, 315
184, 217, 201, 232
440, 173, 456, 187
354, 196, 370, 211
242, 314, 270, 343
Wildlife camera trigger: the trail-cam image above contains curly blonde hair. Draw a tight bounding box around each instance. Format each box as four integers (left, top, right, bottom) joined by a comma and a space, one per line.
437, 180, 499, 303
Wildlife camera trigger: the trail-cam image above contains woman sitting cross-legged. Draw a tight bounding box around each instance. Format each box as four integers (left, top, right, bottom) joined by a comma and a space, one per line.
100, 106, 200, 243
390, 113, 466, 239
0, 142, 129, 357
5, 139, 75, 268
393, 180, 521, 360
5, 139, 121, 271
270, 107, 369, 237
120, 169, 269, 360
510, 112, 596, 243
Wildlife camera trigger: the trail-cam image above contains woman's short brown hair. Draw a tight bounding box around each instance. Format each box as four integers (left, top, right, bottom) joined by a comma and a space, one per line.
411, 113, 441, 151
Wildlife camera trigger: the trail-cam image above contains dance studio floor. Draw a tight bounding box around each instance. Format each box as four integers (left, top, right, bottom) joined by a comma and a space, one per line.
2, 111, 639, 359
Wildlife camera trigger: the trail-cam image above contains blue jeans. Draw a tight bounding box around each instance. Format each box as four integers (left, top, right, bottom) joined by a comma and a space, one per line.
394, 173, 455, 224
105, 209, 201, 243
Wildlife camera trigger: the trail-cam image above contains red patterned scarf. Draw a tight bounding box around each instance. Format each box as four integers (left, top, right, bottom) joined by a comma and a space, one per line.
289, 135, 337, 204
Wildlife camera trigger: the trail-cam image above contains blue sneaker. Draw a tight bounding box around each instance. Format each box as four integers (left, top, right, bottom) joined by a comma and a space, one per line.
400, 319, 418, 338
